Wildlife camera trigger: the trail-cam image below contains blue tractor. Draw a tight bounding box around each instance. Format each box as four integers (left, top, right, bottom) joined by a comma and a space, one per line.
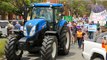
5, 3, 71, 60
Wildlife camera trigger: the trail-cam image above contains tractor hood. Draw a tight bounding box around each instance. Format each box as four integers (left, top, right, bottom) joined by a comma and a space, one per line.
25, 19, 46, 26
24, 19, 46, 37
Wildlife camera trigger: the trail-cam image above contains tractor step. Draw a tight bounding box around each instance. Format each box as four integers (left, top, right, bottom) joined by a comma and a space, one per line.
19, 37, 27, 43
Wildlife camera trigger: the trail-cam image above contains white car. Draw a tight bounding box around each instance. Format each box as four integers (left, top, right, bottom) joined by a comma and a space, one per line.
82, 32, 107, 60
0, 20, 8, 37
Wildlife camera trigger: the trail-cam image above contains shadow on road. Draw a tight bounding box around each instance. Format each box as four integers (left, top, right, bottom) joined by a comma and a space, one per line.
3, 51, 76, 60
21, 53, 41, 60
21, 57, 30, 60
21, 57, 40, 60
57, 52, 76, 59
21, 52, 75, 60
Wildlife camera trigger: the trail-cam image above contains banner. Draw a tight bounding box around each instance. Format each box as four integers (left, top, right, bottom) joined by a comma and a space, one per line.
88, 25, 97, 32
89, 10, 107, 26
64, 16, 72, 22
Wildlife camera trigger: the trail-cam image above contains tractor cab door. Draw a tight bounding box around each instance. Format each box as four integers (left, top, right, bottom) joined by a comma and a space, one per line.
48, 7, 64, 31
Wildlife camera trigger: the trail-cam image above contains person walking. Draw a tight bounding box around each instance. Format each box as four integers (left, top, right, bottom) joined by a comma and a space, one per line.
96, 21, 100, 31
73, 15, 78, 23
88, 21, 95, 39
102, 37, 107, 60
105, 21, 107, 28
67, 22, 73, 44
14, 21, 21, 30
76, 28, 84, 48
72, 23, 77, 44
7, 21, 14, 35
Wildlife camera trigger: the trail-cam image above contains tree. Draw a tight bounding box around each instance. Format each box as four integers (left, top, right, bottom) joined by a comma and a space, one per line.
70, 0, 90, 16
0, 0, 41, 20
10, 0, 41, 21
0, 0, 16, 19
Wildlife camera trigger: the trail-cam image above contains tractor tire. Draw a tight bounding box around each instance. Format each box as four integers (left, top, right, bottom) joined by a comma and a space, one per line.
93, 58, 104, 60
40, 36, 58, 60
59, 26, 71, 55
5, 37, 23, 60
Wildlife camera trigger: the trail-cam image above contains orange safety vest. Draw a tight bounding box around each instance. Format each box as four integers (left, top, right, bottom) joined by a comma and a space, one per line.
77, 31, 83, 38
102, 40, 107, 52
102, 40, 105, 48
105, 45, 107, 52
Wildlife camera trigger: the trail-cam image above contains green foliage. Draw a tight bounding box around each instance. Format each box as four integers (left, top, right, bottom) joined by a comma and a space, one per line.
101, 1, 107, 8
0, 1, 15, 14
70, 0, 90, 16
0, 0, 40, 15
0, 38, 7, 57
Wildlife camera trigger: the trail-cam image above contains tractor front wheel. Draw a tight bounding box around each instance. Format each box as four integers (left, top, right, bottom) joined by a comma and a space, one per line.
5, 37, 23, 60
40, 36, 58, 60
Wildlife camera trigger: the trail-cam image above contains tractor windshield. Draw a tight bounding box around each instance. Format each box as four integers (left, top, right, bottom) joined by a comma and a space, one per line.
31, 7, 53, 22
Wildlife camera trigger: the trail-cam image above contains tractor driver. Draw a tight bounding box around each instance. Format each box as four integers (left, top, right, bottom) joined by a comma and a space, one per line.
40, 8, 53, 22
39, 9, 46, 19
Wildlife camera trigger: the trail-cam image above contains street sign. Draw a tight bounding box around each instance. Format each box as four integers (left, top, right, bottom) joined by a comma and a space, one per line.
64, 16, 72, 22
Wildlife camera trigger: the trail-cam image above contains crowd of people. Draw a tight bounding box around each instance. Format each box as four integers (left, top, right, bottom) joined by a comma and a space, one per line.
67, 15, 101, 49
7, 21, 24, 35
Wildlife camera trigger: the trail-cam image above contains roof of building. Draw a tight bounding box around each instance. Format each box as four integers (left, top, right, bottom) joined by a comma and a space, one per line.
33, 3, 63, 7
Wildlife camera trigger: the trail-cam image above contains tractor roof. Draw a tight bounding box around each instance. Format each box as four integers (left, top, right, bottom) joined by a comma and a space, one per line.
33, 3, 63, 7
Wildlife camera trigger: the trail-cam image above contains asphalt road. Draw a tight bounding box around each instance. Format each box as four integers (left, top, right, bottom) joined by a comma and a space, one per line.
0, 40, 85, 60
21, 43, 84, 60
1, 43, 84, 60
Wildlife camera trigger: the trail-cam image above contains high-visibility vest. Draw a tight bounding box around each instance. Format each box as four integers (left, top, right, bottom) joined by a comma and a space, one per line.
102, 40, 105, 48
102, 40, 107, 52
105, 45, 107, 52
77, 31, 83, 38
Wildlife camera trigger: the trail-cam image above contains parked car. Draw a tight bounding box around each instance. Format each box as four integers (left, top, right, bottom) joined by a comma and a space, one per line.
0, 20, 8, 37
82, 32, 107, 60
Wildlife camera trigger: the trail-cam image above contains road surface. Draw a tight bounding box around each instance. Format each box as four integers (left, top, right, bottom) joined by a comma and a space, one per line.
1, 43, 84, 60
21, 43, 84, 60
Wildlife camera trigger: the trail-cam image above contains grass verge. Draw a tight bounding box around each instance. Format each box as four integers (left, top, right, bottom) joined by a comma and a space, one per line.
0, 38, 7, 57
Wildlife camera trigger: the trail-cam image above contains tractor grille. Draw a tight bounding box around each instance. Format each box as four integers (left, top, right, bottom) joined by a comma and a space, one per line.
26, 25, 33, 35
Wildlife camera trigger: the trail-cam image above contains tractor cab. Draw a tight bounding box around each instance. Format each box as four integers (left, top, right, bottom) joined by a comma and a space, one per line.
30, 3, 64, 30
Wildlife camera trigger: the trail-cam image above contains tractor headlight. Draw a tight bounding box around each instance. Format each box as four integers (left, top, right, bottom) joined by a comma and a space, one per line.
29, 26, 36, 36
23, 27, 27, 36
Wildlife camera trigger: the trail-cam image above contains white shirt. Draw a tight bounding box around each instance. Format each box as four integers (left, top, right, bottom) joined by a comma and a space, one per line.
20, 26, 23, 31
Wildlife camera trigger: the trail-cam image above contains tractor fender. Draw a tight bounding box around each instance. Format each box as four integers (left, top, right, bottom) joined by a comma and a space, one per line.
57, 20, 67, 27
45, 31, 58, 36
57, 20, 67, 34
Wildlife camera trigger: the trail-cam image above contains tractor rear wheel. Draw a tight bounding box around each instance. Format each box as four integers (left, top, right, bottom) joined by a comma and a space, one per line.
40, 36, 58, 60
5, 37, 23, 60
59, 26, 71, 55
